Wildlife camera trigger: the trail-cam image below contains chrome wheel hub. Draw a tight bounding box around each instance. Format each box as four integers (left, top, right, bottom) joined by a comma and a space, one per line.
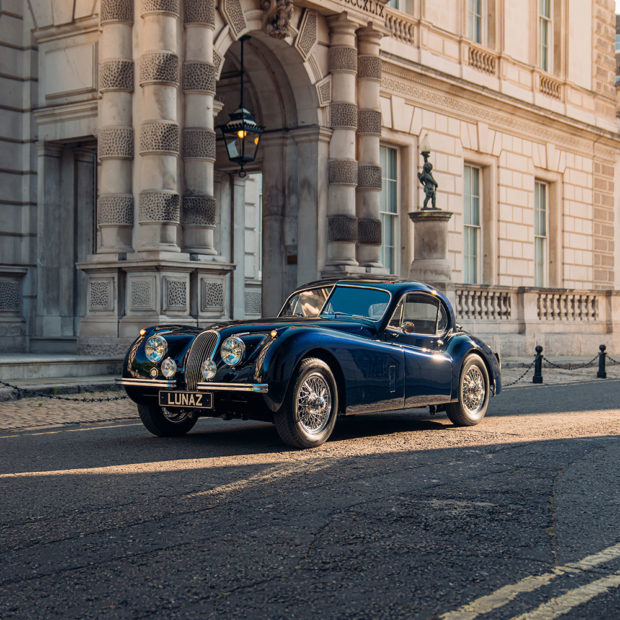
462, 366, 485, 415
297, 373, 332, 434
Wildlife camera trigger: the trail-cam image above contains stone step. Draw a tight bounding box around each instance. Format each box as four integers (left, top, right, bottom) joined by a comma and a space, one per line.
0, 355, 123, 381
0, 375, 121, 402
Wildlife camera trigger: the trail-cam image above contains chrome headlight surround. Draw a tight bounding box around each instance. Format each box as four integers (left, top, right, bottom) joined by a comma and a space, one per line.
220, 336, 245, 366
161, 357, 177, 378
201, 359, 217, 380
145, 335, 167, 363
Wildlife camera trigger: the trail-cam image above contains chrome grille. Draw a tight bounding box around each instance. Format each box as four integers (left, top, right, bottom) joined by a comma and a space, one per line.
185, 330, 219, 390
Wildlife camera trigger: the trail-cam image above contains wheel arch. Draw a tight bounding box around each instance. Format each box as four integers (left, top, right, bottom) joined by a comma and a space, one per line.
292, 348, 347, 414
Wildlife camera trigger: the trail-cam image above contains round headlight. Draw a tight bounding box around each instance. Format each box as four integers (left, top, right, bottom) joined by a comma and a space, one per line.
161, 357, 177, 378
220, 336, 245, 366
145, 335, 167, 363
201, 359, 217, 380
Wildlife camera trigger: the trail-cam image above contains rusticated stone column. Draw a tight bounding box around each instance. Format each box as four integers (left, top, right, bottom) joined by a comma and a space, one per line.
356, 26, 384, 270
182, 0, 218, 255
136, 0, 181, 253
324, 14, 359, 273
97, 0, 134, 253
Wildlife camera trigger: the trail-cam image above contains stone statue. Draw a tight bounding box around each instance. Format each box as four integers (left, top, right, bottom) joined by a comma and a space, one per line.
262, 0, 294, 39
417, 161, 438, 210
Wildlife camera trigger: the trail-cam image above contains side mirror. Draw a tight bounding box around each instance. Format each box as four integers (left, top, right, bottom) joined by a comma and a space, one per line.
403, 321, 416, 334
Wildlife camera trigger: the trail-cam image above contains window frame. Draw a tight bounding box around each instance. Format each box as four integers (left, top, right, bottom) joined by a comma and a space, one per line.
386, 292, 449, 337
467, 0, 485, 45
534, 179, 549, 288
464, 163, 482, 285
538, 0, 553, 72
380, 144, 400, 277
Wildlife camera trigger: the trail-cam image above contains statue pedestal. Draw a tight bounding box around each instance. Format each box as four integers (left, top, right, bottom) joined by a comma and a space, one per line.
408, 210, 454, 283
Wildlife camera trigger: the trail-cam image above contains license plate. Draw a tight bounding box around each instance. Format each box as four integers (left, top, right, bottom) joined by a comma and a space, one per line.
159, 390, 213, 409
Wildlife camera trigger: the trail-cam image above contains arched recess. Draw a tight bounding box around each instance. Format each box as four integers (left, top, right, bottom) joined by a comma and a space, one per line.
213, 24, 328, 318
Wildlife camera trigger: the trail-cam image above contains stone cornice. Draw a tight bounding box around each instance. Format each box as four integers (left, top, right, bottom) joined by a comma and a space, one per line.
380, 53, 620, 151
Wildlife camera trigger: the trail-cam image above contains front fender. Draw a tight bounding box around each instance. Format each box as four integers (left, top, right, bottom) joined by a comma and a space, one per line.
257, 327, 347, 412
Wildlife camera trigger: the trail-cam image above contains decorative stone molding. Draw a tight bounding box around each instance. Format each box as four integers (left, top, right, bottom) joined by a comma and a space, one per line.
213, 51, 223, 75
328, 46, 358, 73
98, 127, 134, 159
245, 291, 262, 315
99, 60, 134, 91
262, 0, 294, 39
139, 191, 181, 222
295, 10, 318, 59
358, 218, 382, 245
537, 292, 598, 321
358, 56, 381, 80
184, 0, 216, 26
220, 0, 247, 38
328, 214, 358, 242
0, 280, 20, 312
139, 121, 180, 154
97, 194, 134, 225
316, 75, 332, 107
182, 195, 216, 226
357, 109, 382, 135
456, 287, 512, 321
139, 52, 179, 85
183, 61, 216, 93
101, 0, 134, 24
357, 164, 382, 189
182, 128, 216, 159
328, 159, 358, 185
88, 280, 114, 312
330, 102, 357, 129
468, 45, 497, 75
163, 279, 187, 311
141, 0, 179, 16
129, 279, 155, 310
201, 280, 225, 312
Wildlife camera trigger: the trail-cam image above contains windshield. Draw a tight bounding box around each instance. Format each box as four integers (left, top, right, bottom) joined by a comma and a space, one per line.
320, 285, 390, 322
279, 286, 332, 317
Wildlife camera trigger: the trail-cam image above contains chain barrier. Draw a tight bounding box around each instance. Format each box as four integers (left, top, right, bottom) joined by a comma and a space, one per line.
542, 355, 598, 371
0, 379, 127, 403
607, 355, 619, 366
503, 359, 535, 387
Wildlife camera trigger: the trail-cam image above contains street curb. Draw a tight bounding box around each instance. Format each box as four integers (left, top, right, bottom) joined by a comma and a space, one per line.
0, 381, 122, 402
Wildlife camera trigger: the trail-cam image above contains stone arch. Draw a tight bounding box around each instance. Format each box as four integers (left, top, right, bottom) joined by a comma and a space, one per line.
213, 8, 329, 316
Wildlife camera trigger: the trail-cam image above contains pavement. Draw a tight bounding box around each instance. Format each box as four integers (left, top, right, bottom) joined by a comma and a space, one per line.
0, 356, 618, 431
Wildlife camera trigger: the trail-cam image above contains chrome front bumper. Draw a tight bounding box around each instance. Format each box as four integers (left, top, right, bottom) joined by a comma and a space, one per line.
117, 377, 268, 393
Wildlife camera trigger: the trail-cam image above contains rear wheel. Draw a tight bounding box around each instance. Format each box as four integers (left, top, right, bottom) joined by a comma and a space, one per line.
446, 354, 489, 426
137, 403, 197, 437
274, 358, 338, 449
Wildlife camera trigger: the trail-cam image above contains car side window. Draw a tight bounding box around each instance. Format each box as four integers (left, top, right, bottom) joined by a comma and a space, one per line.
400, 293, 448, 335
388, 301, 403, 329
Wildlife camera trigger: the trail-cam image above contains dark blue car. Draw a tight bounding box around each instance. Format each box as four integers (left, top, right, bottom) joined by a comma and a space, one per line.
118, 280, 501, 448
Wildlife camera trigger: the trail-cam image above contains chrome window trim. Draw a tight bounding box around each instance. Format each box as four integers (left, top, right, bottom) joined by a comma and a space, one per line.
196, 382, 268, 393
117, 378, 177, 388
385, 292, 450, 338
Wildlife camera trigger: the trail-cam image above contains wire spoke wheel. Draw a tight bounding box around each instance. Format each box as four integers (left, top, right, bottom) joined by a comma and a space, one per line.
461, 365, 486, 415
297, 373, 332, 435
161, 407, 193, 424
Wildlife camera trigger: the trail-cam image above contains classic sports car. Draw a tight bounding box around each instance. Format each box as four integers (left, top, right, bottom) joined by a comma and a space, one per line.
118, 280, 501, 448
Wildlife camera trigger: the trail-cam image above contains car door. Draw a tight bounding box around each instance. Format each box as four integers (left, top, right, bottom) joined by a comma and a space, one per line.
385, 293, 453, 407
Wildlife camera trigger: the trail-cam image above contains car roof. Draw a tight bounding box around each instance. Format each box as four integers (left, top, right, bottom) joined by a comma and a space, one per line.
289, 278, 440, 297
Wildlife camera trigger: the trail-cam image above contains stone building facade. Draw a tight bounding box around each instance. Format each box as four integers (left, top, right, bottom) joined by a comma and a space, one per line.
1, 0, 619, 356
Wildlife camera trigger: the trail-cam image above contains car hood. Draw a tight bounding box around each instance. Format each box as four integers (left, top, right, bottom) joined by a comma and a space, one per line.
211, 316, 379, 339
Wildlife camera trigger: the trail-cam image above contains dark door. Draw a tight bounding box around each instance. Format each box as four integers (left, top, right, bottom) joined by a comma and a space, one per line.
385, 293, 453, 407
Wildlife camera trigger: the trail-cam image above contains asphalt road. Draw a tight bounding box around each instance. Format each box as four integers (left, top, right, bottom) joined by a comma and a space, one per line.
1, 380, 619, 619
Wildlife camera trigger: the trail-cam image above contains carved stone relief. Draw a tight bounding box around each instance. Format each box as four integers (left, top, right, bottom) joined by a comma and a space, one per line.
358, 218, 382, 245
183, 128, 216, 159
100, 0, 134, 24
183, 62, 216, 93
330, 103, 357, 129
139, 121, 180, 154
328, 160, 358, 185
357, 164, 382, 189
220, 0, 247, 38
295, 10, 317, 59
164, 279, 187, 311
0, 280, 20, 312
262, 0, 294, 39
88, 280, 114, 312
184, 0, 216, 26
200, 280, 225, 312
139, 52, 179, 85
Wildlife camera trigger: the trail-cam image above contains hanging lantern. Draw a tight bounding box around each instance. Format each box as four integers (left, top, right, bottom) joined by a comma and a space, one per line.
218, 36, 264, 177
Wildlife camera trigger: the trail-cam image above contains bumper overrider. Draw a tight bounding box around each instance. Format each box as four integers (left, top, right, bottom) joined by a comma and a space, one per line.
116, 378, 268, 393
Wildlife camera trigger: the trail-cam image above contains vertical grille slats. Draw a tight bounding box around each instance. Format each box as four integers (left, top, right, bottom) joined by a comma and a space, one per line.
185, 330, 219, 390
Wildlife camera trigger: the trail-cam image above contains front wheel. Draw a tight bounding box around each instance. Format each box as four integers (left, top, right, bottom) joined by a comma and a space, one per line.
446, 354, 490, 426
274, 358, 338, 449
138, 403, 198, 437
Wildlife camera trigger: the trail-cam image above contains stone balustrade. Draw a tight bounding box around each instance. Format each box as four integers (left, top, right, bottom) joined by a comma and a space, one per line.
537, 291, 599, 322
538, 73, 562, 99
468, 44, 497, 75
455, 286, 512, 321
384, 7, 415, 44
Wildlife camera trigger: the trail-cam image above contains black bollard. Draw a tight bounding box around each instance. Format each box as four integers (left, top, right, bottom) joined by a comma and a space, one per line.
597, 344, 607, 379
533, 345, 543, 383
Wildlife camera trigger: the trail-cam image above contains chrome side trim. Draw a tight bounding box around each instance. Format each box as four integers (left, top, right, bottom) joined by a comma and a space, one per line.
196, 382, 268, 393
116, 378, 177, 388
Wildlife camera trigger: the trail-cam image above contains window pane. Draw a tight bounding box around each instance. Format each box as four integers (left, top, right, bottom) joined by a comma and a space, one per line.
380, 146, 399, 275
535, 237, 545, 287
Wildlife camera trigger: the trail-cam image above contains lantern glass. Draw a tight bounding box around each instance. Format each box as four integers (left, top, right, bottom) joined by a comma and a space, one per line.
219, 107, 263, 170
